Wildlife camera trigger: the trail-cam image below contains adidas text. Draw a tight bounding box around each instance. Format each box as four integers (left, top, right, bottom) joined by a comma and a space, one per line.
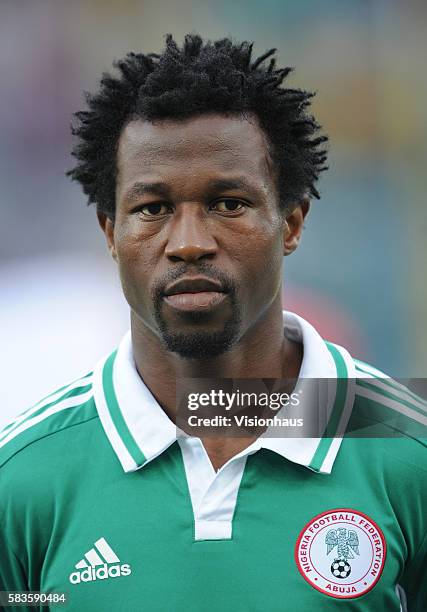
69, 563, 132, 584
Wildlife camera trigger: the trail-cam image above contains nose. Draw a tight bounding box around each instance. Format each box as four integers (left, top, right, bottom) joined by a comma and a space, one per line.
165, 203, 218, 262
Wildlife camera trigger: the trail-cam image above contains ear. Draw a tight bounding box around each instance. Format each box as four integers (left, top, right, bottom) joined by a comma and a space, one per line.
283, 198, 310, 256
97, 211, 117, 261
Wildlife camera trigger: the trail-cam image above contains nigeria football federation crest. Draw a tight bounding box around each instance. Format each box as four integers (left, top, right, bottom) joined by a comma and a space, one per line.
295, 509, 386, 599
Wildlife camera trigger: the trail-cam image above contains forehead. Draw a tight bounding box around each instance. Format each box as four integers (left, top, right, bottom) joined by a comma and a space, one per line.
116, 114, 273, 193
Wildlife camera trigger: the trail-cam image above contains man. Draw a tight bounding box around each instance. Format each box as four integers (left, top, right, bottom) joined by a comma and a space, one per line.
0, 34, 426, 611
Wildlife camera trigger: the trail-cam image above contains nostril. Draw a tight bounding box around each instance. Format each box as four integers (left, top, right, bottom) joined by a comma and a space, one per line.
165, 245, 217, 262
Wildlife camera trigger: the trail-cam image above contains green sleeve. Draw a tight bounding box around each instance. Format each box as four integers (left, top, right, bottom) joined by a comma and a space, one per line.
400, 531, 427, 612
0, 521, 33, 612
0, 464, 34, 612
0, 527, 27, 589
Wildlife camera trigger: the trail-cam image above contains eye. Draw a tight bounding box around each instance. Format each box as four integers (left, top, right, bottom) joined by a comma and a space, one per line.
210, 199, 245, 214
138, 202, 171, 217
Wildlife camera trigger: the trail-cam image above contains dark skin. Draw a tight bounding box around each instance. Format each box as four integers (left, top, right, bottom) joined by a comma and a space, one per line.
98, 113, 309, 470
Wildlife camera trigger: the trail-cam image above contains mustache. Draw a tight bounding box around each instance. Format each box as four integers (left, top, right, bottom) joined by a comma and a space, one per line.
152, 263, 236, 300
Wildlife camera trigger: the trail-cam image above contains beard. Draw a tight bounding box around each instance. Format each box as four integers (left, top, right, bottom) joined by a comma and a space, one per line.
154, 306, 241, 358
152, 269, 242, 359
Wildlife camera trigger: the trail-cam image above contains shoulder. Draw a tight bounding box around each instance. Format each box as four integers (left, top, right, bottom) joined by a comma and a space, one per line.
0, 373, 105, 558
324, 340, 427, 466
0, 372, 99, 472
334, 352, 427, 481
353, 357, 427, 446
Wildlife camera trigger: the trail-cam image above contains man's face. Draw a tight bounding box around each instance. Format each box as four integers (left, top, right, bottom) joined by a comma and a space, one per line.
104, 113, 290, 359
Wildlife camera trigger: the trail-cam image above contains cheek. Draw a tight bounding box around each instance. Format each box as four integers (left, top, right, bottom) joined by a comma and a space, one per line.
232, 224, 283, 290
114, 218, 157, 273
114, 234, 156, 315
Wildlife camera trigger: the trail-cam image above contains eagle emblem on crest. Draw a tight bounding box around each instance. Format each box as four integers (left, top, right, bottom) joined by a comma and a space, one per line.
326, 528, 360, 579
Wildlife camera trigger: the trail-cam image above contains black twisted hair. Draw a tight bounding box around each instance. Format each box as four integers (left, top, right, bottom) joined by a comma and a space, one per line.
68, 33, 328, 219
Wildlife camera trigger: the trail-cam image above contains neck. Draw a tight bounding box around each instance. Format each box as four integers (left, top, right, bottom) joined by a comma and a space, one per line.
131, 295, 302, 424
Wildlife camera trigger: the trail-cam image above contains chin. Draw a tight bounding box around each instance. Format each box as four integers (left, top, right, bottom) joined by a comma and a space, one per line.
160, 329, 238, 359
153, 293, 242, 359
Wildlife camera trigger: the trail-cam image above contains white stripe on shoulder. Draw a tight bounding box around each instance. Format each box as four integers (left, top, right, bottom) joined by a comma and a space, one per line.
0, 389, 94, 449
0, 375, 93, 440
354, 359, 389, 378
355, 384, 427, 427
355, 361, 427, 414
357, 377, 427, 415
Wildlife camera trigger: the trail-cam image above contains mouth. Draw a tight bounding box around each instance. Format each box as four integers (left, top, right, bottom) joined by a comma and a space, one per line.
162, 276, 228, 312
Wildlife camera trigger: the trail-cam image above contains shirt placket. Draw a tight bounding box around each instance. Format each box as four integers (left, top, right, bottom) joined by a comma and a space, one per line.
178, 437, 259, 541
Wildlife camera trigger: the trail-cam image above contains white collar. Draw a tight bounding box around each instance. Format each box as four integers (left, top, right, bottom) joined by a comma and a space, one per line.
93, 311, 355, 475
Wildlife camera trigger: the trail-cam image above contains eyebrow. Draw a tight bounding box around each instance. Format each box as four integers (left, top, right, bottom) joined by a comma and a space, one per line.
207, 178, 252, 192
123, 182, 170, 202
123, 177, 260, 203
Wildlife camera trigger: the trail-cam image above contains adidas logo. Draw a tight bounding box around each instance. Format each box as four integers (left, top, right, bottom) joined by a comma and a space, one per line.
69, 537, 131, 584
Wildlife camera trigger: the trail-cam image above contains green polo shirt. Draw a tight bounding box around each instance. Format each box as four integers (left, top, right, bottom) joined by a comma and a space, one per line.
0, 312, 426, 611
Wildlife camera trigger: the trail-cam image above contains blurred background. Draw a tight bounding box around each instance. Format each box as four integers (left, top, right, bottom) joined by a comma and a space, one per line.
1, 0, 426, 426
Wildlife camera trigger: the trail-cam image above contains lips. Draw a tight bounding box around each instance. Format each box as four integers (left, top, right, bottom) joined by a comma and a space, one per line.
163, 276, 225, 296
162, 276, 227, 312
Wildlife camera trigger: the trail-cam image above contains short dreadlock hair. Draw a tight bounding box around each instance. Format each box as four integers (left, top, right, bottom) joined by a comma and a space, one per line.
68, 33, 328, 219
